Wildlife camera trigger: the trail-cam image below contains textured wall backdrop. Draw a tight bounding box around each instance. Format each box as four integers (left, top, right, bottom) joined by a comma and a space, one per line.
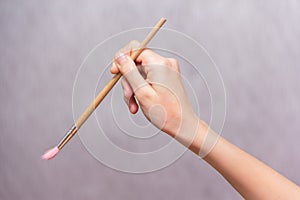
1, 0, 300, 199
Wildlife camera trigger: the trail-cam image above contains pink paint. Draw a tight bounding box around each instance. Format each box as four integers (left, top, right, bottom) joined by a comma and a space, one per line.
42, 147, 59, 160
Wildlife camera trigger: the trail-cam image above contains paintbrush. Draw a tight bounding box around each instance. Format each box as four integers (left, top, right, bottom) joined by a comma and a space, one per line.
42, 18, 166, 160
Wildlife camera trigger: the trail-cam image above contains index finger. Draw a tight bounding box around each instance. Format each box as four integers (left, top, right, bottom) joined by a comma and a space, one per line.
110, 40, 141, 74
136, 48, 168, 66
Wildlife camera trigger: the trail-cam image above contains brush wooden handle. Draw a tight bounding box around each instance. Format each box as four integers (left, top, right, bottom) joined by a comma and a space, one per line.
75, 18, 166, 128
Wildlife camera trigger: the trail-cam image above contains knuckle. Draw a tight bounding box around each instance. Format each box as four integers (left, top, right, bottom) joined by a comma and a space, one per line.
115, 46, 132, 59
167, 58, 180, 71
168, 58, 179, 66
160, 58, 171, 67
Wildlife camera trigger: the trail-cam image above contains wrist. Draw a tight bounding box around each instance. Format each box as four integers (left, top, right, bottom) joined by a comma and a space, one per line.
167, 114, 206, 153
189, 119, 209, 155
167, 117, 220, 157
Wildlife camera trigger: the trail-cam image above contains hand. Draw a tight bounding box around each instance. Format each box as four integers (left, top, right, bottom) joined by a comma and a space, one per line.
111, 41, 202, 148
113, 41, 300, 200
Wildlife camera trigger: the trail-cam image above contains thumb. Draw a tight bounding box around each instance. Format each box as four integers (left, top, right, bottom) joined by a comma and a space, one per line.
115, 53, 155, 99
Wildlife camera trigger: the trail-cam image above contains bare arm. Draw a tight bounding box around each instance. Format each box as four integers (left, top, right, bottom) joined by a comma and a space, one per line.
112, 41, 300, 199
195, 121, 300, 199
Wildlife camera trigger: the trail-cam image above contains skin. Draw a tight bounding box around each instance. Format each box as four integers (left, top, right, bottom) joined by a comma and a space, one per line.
111, 41, 300, 199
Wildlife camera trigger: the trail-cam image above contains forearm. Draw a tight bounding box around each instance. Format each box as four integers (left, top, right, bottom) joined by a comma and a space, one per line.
188, 121, 300, 199
113, 44, 300, 198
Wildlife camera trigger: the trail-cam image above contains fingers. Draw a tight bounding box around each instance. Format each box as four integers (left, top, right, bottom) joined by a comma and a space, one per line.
111, 40, 180, 75
115, 53, 156, 101
110, 40, 181, 118
110, 62, 119, 74
136, 49, 180, 73
121, 77, 133, 101
110, 40, 140, 74
136, 48, 167, 66
121, 78, 139, 114
128, 96, 139, 114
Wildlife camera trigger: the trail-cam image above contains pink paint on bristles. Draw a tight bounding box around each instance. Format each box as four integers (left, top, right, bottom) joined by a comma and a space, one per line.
42, 147, 59, 160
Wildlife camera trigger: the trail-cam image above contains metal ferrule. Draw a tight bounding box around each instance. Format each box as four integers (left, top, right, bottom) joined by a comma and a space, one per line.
57, 124, 78, 150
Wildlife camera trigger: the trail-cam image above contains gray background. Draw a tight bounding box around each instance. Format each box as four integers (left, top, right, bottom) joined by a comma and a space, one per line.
1, 0, 299, 199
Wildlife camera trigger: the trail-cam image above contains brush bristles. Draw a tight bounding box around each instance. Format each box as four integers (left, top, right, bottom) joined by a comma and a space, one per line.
42, 147, 60, 160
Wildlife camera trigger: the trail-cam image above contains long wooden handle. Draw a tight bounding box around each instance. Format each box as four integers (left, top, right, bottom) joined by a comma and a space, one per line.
75, 18, 166, 128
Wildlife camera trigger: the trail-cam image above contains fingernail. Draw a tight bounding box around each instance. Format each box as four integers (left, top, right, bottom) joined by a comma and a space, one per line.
116, 53, 127, 64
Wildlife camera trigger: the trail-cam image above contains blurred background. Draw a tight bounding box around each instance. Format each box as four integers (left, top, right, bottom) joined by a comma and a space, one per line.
1, 0, 299, 199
